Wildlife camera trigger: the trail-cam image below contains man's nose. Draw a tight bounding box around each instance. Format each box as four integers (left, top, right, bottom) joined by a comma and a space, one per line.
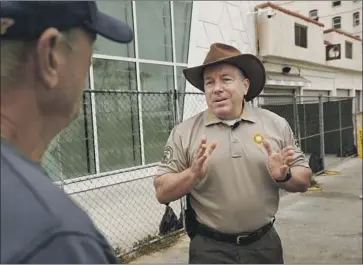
213, 80, 224, 93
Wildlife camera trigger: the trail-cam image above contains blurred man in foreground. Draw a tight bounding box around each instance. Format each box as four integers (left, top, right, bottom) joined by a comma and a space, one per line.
1, 1, 133, 263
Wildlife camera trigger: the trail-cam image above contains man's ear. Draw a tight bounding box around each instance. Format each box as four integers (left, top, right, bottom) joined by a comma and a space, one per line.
243, 78, 250, 95
35, 28, 62, 90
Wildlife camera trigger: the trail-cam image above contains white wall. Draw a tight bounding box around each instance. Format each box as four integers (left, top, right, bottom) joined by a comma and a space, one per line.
257, 6, 326, 65
254, 2, 362, 99
324, 31, 362, 71
275, 1, 362, 38
262, 57, 362, 93
334, 71, 362, 92
183, 1, 362, 121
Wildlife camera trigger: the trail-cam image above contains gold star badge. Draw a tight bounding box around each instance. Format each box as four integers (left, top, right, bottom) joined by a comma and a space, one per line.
254, 134, 264, 144
251, 132, 268, 148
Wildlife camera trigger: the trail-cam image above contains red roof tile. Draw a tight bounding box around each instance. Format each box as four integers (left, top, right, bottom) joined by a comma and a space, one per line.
323, 28, 362, 41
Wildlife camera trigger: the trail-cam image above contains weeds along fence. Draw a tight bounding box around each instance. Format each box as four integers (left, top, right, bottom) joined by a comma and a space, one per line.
41, 90, 359, 255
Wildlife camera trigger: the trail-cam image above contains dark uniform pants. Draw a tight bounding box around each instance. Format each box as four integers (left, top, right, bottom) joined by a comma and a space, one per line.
188, 226, 284, 264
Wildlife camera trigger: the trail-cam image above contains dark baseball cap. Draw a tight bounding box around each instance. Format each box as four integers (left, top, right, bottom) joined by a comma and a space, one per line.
0, 1, 133, 43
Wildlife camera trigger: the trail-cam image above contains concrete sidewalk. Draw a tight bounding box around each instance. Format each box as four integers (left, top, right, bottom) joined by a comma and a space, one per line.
131, 158, 362, 264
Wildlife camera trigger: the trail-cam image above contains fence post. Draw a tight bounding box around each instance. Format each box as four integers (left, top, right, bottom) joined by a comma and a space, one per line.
173, 89, 186, 229
354, 97, 359, 154
318, 94, 325, 171
55, 136, 65, 191
303, 103, 307, 151
172, 88, 179, 125
338, 100, 343, 158
292, 93, 301, 147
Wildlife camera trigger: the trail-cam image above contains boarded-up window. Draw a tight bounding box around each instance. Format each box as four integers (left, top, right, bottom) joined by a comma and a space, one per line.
345, 41, 353, 59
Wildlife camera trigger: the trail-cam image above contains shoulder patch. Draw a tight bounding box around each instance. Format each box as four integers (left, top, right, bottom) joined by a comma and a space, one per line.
161, 146, 173, 164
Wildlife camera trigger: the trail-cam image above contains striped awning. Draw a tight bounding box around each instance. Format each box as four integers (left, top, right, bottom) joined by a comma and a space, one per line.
266, 73, 311, 87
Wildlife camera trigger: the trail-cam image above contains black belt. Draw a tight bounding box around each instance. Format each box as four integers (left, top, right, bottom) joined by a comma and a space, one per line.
197, 217, 275, 245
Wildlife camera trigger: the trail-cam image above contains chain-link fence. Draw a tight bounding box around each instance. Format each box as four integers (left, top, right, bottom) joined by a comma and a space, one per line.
252, 94, 358, 172
41, 90, 359, 255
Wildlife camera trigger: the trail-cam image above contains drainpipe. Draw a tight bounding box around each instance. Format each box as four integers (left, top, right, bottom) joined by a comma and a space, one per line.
254, 7, 260, 58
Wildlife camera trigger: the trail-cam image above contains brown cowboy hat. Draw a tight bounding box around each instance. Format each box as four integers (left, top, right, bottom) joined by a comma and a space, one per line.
183, 43, 266, 102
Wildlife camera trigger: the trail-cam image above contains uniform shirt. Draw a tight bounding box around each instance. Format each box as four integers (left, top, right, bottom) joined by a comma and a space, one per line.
157, 103, 309, 234
0, 139, 118, 264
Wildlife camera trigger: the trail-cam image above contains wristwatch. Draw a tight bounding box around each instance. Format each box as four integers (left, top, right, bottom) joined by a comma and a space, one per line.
276, 167, 292, 183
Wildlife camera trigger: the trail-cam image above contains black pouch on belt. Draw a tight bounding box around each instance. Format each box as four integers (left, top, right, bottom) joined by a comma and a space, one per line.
184, 193, 198, 240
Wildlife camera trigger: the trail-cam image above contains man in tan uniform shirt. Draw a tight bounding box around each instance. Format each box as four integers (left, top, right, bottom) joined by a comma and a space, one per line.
154, 43, 312, 264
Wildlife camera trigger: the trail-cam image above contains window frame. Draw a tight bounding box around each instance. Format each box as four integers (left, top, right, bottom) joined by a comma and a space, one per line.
294, 23, 308, 48
332, 16, 341, 29
353, 12, 360, 27
345, 41, 353, 59
309, 9, 318, 21
332, 1, 341, 7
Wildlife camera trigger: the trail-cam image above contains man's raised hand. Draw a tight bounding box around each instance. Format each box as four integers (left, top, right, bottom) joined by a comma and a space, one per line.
189, 136, 218, 179
263, 140, 295, 181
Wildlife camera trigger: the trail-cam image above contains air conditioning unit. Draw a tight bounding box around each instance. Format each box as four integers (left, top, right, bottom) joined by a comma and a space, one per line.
326, 44, 341, 61
309, 10, 319, 21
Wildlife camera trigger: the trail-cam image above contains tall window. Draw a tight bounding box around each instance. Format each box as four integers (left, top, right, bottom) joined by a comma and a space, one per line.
353, 12, 360, 26
42, 1, 193, 180
332, 16, 341, 29
295, 23, 307, 48
94, 1, 135, 57
174, 1, 193, 63
139, 64, 175, 164
345, 41, 353, 59
136, 1, 173, 62
93, 59, 141, 171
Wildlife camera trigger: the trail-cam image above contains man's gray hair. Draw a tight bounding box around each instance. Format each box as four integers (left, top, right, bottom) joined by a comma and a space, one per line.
1, 30, 76, 90
0, 40, 32, 89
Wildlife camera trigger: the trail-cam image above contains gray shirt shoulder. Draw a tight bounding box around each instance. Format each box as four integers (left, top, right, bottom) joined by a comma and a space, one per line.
0, 140, 118, 264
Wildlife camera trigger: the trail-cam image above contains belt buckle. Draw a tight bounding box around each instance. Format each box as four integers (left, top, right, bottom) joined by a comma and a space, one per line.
236, 234, 249, 244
